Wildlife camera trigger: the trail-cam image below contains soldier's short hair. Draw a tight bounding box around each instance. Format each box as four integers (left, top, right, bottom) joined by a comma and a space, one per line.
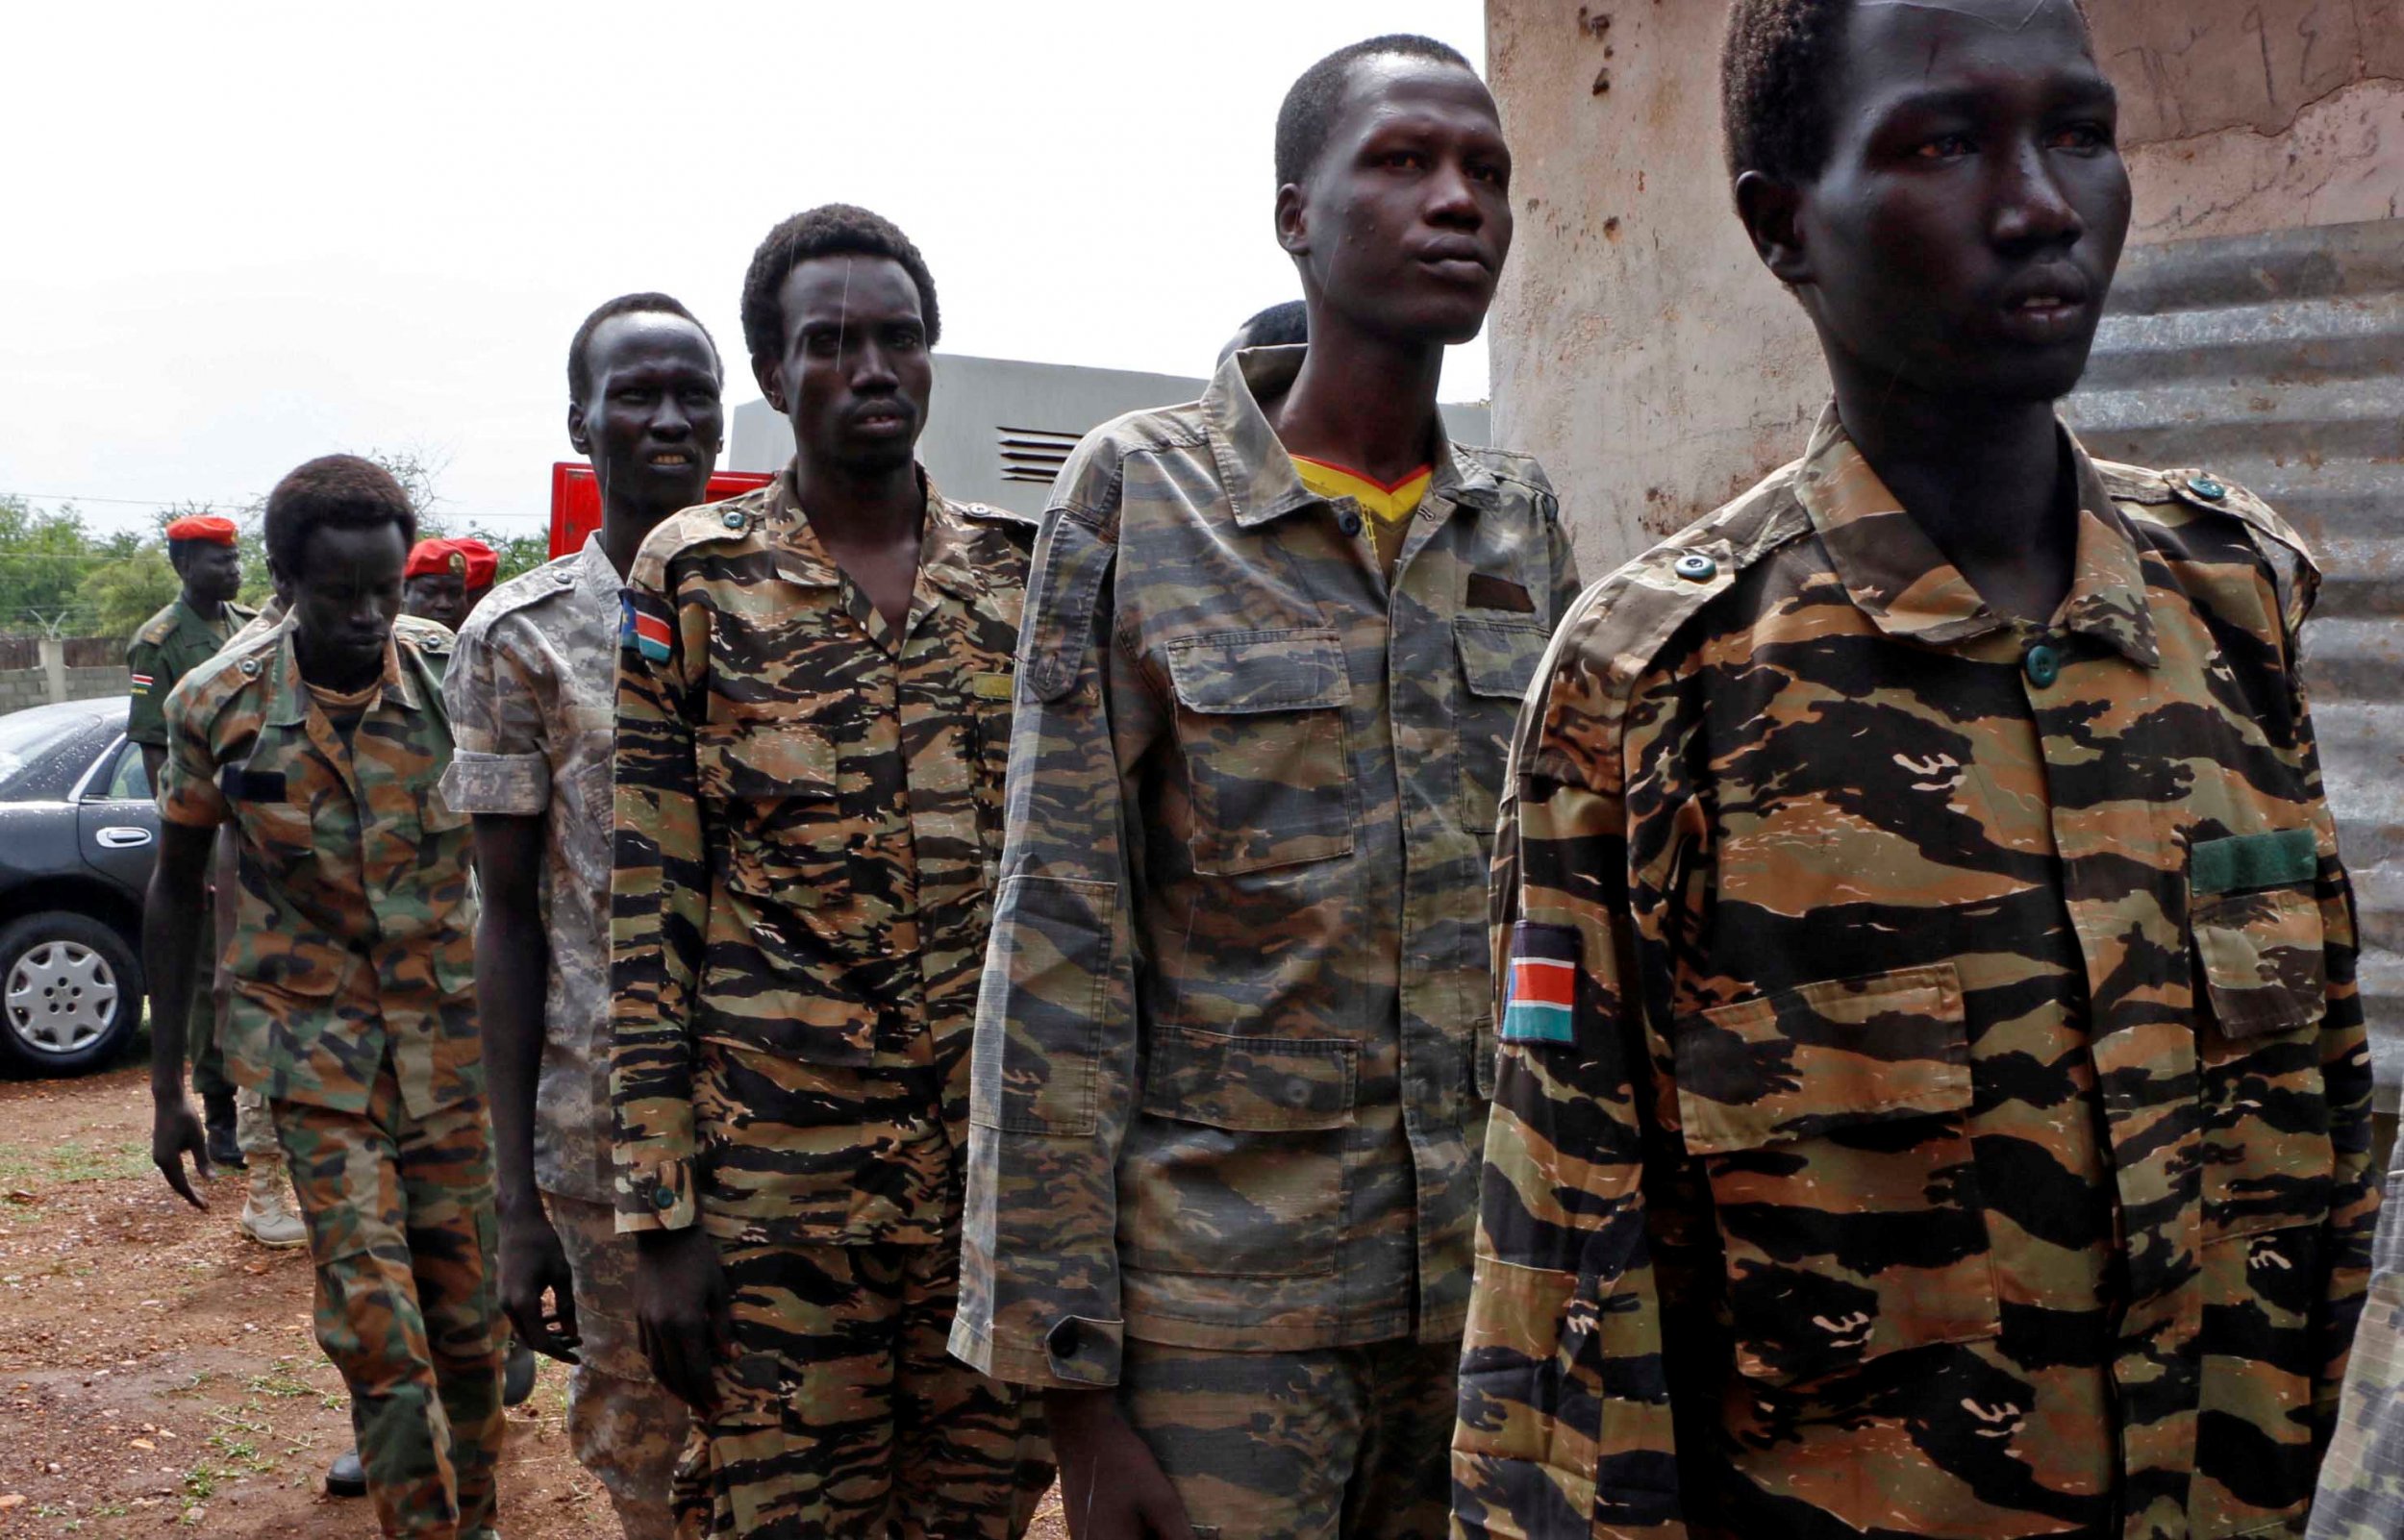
1239, 300, 1309, 350
1274, 35, 1477, 189
1721, 0, 2091, 185
739, 204, 940, 364
262, 455, 418, 580
567, 292, 720, 406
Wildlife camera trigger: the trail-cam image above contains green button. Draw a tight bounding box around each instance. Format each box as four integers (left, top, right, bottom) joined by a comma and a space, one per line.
1673, 552, 1717, 582
2024, 643, 2062, 688
2190, 475, 2227, 501
722, 510, 746, 529
653, 1188, 676, 1209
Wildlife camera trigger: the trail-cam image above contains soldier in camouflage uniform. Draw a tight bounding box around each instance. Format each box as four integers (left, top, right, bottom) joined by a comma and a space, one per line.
443, 291, 725, 1539
2312, 1167, 2404, 1537
146, 456, 503, 1540
126, 513, 256, 1171
956, 37, 1577, 1540
611, 207, 1046, 1537
1455, 5, 2378, 1536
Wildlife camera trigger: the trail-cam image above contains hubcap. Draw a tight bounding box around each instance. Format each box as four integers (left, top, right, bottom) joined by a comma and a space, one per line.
6, 939, 119, 1056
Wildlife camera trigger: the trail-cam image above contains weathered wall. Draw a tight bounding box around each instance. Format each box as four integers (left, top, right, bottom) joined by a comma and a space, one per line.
1487, 0, 2404, 564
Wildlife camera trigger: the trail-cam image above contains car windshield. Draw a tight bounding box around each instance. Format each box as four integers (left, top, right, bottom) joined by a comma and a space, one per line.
0, 706, 118, 803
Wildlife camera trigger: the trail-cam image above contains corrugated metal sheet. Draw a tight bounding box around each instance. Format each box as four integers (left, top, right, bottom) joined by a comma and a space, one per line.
2066, 216, 2404, 1107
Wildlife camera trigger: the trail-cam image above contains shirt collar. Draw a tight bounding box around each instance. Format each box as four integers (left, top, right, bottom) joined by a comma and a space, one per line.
1795, 404, 2158, 667
574, 533, 621, 603
266, 620, 416, 727
763, 467, 975, 603
1201, 344, 1498, 529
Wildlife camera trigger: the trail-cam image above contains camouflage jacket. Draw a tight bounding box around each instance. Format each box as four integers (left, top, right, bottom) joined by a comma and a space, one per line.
127, 596, 255, 749
158, 615, 480, 1117
2312, 1163, 2404, 1539
1457, 409, 2378, 1540
953, 346, 1582, 1390
441, 536, 622, 1204
609, 472, 1033, 1247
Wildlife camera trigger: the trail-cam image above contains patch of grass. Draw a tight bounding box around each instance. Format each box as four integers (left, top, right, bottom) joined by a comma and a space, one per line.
244, 1363, 313, 1399
0, 1138, 149, 1187
182, 1463, 218, 1501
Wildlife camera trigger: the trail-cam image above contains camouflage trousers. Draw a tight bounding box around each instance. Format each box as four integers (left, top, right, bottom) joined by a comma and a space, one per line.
271, 1068, 505, 1540
2310, 1162, 2404, 1538
677, 1232, 1050, 1538
549, 1193, 688, 1540
1116, 1336, 1459, 1540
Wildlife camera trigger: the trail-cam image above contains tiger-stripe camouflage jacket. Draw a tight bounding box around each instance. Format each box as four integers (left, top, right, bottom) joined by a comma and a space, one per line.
609, 471, 1033, 1247
1456, 408, 2378, 1540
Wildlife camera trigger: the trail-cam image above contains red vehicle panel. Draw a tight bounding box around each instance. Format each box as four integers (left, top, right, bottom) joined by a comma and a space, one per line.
549, 463, 776, 558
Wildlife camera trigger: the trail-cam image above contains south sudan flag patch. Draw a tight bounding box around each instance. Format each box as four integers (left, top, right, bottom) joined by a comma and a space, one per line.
1501, 921, 1579, 1044
622, 594, 673, 665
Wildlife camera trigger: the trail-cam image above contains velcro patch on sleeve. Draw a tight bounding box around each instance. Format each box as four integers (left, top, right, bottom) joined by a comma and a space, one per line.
1501, 921, 1580, 1044
129, 674, 153, 693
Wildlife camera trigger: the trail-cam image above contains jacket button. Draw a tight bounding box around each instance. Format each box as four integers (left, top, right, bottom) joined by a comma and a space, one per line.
1673, 552, 1717, 582
2024, 643, 2062, 688
2190, 475, 2227, 501
722, 510, 746, 529
1337, 511, 1363, 536
653, 1188, 676, 1210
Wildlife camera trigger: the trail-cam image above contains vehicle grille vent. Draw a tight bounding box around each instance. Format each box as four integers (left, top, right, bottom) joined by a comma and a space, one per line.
997, 427, 1081, 484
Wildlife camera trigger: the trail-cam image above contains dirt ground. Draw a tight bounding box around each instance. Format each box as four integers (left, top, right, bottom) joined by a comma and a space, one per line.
0, 1065, 1065, 1538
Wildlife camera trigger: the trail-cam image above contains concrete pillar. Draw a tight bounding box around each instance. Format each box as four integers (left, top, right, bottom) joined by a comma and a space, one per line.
38, 638, 67, 706
1484, 0, 2404, 566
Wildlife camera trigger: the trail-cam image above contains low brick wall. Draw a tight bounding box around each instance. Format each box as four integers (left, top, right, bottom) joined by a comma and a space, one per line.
0, 639, 132, 716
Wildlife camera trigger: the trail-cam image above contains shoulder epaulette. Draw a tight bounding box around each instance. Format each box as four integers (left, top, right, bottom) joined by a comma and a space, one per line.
955, 498, 1038, 528
469, 555, 580, 631
1518, 463, 1812, 786
2097, 459, 2319, 629
395, 614, 454, 656
132, 604, 182, 648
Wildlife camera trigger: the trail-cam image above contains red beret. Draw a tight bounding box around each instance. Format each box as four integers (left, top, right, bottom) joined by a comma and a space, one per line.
405, 537, 498, 587
455, 539, 498, 589
164, 515, 238, 546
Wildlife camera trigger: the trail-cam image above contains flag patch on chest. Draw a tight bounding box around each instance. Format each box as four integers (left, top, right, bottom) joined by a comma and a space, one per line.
621, 595, 673, 664
1501, 921, 1580, 1044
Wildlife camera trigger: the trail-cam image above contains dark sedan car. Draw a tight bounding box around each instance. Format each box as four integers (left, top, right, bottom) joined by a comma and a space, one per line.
0, 696, 161, 1074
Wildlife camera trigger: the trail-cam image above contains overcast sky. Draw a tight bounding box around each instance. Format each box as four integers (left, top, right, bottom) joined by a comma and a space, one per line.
4, 1, 1490, 537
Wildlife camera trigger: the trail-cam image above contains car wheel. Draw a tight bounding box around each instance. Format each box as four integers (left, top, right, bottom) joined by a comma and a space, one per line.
0, 912, 142, 1076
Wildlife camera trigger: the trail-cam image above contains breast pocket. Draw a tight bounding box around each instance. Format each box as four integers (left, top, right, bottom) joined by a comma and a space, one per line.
1163, 630, 1354, 876
2191, 829, 2333, 1244
1674, 962, 1999, 1386
1454, 617, 1550, 834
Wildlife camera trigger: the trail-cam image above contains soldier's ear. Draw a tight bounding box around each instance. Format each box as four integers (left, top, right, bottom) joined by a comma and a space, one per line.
1736, 170, 1813, 287
753, 354, 787, 415
567, 402, 592, 456
1275, 181, 1310, 261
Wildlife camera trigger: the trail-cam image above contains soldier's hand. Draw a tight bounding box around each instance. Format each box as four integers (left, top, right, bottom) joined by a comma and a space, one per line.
635, 1226, 731, 1412
496, 1203, 581, 1364
150, 1097, 213, 1210
1044, 1387, 1193, 1540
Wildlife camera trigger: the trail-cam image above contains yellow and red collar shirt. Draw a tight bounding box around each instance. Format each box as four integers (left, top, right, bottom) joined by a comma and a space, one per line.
1458, 407, 2378, 1540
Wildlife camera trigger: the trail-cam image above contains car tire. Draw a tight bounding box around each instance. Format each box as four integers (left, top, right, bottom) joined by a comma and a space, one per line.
0, 912, 143, 1076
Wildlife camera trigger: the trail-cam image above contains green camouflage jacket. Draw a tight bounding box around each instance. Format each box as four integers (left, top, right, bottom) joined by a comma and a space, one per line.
127, 596, 255, 749
952, 346, 1582, 1390
157, 615, 480, 1117
2312, 1164, 2404, 1539
1458, 408, 2378, 1540
609, 473, 1033, 1247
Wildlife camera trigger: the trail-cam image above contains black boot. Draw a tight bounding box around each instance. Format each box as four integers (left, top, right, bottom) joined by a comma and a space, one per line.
503, 1338, 537, 1406
201, 1091, 244, 1171
325, 1448, 365, 1498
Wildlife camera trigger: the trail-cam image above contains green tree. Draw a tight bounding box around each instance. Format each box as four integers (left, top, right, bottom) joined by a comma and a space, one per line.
80, 546, 181, 638
0, 495, 110, 636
